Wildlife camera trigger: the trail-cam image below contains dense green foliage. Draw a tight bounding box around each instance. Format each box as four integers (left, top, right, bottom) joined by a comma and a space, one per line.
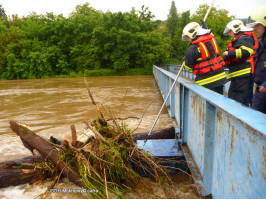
0, 4, 5, 17
0, 3, 172, 79
0, 2, 234, 80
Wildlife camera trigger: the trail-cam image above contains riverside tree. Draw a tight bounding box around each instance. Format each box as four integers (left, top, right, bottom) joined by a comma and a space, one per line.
171, 10, 191, 61
0, 4, 6, 17
166, 1, 179, 39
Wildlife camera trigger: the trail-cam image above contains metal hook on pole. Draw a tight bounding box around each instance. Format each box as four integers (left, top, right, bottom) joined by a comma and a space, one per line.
143, 0, 215, 147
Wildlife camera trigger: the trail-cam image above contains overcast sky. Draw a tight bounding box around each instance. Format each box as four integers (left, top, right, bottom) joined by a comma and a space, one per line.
1, 0, 265, 20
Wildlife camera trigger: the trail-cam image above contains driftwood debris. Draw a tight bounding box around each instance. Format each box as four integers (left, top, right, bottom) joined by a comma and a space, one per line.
0, 155, 43, 188
9, 120, 84, 188
84, 77, 105, 120
2, 120, 175, 191
134, 126, 175, 140
71, 124, 77, 145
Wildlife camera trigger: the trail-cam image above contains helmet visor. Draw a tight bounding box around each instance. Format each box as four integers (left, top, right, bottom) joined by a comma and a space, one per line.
181, 33, 188, 41
223, 26, 230, 36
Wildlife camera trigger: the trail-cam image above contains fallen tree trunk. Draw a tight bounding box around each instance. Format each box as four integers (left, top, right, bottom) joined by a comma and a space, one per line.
0, 155, 43, 169
9, 120, 84, 188
0, 124, 175, 189
0, 155, 43, 188
133, 127, 175, 140
48, 126, 175, 143
0, 169, 36, 188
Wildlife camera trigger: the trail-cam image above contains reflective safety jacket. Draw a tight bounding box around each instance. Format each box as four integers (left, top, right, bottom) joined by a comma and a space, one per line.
191, 34, 225, 75
225, 32, 257, 79
183, 34, 227, 89
226, 31, 258, 74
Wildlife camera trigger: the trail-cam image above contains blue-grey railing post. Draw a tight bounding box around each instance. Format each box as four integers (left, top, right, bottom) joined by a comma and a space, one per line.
180, 84, 185, 142
158, 72, 164, 97
202, 102, 216, 196
162, 73, 166, 98
170, 78, 175, 117
166, 76, 170, 106
182, 86, 190, 144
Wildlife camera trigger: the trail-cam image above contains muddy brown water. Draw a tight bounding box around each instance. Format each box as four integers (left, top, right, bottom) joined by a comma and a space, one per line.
0, 76, 199, 199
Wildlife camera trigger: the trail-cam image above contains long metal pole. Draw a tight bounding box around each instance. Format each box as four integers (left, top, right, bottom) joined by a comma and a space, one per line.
203, 0, 215, 22
144, 0, 215, 144
147, 64, 184, 136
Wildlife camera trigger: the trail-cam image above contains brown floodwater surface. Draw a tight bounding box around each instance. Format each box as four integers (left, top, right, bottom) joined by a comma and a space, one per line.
0, 76, 169, 136
0, 76, 198, 199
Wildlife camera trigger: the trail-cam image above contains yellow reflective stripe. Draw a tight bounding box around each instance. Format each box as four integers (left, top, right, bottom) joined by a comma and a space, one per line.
235, 49, 242, 58
235, 49, 239, 58
199, 42, 209, 57
196, 57, 202, 61
264, 61, 266, 68
195, 72, 226, 85
240, 45, 254, 56
227, 68, 251, 79
212, 38, 219, 54
197, 47, 201, 53
183, 61, 193, 71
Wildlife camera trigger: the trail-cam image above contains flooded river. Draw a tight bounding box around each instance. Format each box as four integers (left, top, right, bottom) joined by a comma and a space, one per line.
0, 76, 198, 199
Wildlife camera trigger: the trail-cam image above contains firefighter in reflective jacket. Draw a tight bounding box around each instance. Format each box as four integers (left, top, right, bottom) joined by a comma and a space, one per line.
182, 22, 227, 94
223, 19, 258, 106
247, 4, 266, 114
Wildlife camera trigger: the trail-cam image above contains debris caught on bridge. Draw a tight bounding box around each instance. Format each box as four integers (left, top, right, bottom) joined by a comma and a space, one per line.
8, 115, 179, 198
2, 77, 187, 199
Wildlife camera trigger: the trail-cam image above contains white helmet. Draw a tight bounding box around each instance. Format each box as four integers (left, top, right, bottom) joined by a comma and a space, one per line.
182, 22, 201, 41
246, 4, 266, 28
224, 20, 244, 35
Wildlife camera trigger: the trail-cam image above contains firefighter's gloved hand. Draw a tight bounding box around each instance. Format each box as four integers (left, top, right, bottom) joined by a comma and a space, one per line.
200, 19, 208, 29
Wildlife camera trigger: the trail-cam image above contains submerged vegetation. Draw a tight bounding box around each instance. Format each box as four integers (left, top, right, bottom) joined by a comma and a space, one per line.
0, 2, 233, 80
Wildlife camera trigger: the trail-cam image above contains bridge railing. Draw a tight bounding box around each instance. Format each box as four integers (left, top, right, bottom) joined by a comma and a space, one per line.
166, 64, 231, 93
153, 65, 266, 199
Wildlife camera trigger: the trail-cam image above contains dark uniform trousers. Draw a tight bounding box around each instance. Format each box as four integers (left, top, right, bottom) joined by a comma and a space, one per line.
252, 90, 266, 114
208, 85, 224, 95
228, 77, 250, 106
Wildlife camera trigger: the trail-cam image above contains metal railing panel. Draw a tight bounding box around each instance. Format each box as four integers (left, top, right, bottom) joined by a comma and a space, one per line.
153, 65, 266, 198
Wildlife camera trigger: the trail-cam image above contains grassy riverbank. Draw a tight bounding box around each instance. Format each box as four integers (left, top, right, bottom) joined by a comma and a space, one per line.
56, 68, 152, 78
0, 58, 180, 80
55, 60, 180, 78
58, 57, 181, 77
